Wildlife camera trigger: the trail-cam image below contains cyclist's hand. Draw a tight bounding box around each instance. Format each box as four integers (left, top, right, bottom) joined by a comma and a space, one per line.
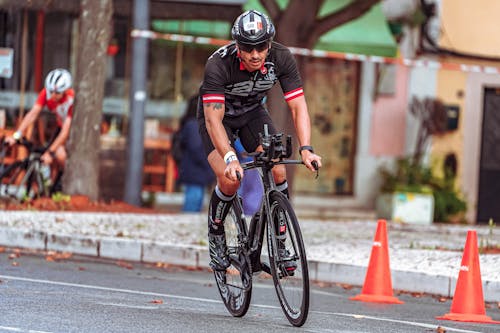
4, 136, 17, 146
224, 160, 243, 182
41, 152, 53, 165
300, 150, 322, 172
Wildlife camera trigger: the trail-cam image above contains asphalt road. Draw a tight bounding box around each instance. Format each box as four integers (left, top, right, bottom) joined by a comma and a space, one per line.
0, 250, 498, 333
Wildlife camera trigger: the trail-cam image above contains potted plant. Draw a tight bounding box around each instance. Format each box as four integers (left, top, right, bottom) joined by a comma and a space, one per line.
376, 97, 467, 224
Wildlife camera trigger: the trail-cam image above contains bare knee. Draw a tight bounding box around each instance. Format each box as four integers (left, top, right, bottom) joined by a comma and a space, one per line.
272, 165, 286, 184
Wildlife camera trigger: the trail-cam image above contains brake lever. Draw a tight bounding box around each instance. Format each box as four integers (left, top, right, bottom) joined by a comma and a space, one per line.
311, 160, 319, 179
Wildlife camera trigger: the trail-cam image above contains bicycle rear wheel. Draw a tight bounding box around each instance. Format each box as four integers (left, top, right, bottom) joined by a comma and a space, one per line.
213, 198, 252, 317
267, 191, 309, 327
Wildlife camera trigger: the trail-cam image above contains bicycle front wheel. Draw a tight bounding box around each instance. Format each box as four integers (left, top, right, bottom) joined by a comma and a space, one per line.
267, 191, 309, 327
213, 198, 252, 317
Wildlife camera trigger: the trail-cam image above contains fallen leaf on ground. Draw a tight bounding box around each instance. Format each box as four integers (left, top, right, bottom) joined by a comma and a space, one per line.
339, 283, 353, 290
116, 260, 134, 270
0, 247, 5, 253
150, 299, 163, 304
8, 253, 19, 259
155, 262, 170, 268
11, 261, 19, 266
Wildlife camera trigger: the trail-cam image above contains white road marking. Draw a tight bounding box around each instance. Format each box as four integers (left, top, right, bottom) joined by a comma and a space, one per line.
95, 302, 160, 310
0, 326, 53, 333
0, 275, 486, 333
313, 311, 484, 333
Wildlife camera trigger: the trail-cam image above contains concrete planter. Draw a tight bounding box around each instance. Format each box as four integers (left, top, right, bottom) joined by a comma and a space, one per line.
376, 192, 434, 225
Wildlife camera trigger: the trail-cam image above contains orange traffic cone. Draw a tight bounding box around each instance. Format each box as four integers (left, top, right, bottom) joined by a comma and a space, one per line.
350, 219, 403, 304
437, 230, 500, 324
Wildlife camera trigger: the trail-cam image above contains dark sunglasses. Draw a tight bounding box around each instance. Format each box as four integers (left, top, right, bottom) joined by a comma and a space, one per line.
238, 42, 269, 53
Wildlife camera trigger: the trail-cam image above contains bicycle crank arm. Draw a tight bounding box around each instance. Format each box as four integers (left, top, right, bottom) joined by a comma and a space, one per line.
260, 262, 272, 275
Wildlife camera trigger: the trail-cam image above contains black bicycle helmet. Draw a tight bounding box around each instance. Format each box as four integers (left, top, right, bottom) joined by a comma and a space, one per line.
231, 10, 275, 45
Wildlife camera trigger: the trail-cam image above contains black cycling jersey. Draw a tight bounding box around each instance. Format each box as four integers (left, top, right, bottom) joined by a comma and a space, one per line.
198, 41, 304, 118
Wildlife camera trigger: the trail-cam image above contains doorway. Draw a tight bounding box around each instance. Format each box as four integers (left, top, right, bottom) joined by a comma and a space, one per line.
477, 87, 500, 223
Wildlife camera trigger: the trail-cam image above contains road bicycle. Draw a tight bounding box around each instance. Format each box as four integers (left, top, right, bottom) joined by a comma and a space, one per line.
0, 136, 59, 200
213, 125, 319, 327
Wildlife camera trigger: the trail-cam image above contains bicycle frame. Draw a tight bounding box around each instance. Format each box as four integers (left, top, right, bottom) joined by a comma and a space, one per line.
236, 125, 306, 275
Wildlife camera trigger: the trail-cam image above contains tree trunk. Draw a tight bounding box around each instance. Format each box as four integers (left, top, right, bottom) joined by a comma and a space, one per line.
63, 0, 112, 200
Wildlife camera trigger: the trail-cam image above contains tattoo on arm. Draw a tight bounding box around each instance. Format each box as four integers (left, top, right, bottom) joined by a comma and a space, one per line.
207, 102, 223, 111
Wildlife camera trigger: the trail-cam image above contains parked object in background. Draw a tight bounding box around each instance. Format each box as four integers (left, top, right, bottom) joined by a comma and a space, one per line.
376, 192, 434, 225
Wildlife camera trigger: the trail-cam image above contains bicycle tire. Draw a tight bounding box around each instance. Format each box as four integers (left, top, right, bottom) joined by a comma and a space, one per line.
267, 191, 309, 327
213, 198, 252, 317
0, 160, 46, 200
0, 160, 25, 198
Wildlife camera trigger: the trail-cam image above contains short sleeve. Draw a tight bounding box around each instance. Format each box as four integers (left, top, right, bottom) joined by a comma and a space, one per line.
35, 88, 48, 106
277, 47, 304, 102
200, 55, 227, 104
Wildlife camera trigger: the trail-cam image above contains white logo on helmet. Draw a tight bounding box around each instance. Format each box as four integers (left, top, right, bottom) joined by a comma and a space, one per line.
243, 16, 263, 33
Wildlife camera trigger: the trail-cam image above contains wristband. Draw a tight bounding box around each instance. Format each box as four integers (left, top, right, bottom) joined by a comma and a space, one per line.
12, 131, 22, 141
224, 151, 238, 165
299, 145, 314, 154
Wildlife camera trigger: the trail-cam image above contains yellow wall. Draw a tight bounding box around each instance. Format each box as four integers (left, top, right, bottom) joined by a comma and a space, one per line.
440, 0, 500, 57
432, 70, 466, 187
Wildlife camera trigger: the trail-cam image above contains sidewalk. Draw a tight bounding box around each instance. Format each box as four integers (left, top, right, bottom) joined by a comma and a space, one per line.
0, 210, 498, 302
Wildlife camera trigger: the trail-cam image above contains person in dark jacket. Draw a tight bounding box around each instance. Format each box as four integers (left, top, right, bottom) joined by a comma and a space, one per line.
177, 95, 215, 212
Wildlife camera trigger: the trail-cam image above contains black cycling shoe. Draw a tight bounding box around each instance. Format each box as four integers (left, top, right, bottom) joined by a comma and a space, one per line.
277, 240, 297, 276
208, 232, 230, 271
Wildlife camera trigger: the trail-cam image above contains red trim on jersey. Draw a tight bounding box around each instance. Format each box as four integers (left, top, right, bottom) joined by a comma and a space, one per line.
284, 88, 304, 101
202, 94, 225, 104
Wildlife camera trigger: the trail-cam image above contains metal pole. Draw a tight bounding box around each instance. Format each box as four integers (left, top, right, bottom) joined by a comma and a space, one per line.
124, 0, 149, 205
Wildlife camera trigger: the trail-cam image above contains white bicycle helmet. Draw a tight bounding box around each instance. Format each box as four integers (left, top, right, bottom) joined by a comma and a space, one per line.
45, 68, 72, 98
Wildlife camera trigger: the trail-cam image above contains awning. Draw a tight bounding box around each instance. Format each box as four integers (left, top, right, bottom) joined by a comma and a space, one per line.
151, 20, 231, 40
152, 0, 397, 57
244, 0, 397, 57
315, 1, 397, 57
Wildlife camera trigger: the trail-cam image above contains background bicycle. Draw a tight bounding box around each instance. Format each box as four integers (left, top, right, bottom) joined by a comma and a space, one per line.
213, 125, 319, 327
0, 136, 58, 201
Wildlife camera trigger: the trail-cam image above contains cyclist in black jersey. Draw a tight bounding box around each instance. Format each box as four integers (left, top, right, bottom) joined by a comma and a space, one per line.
197, 10, 322, 271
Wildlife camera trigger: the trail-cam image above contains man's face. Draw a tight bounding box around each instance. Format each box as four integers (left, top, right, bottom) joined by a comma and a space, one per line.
237, 42, 270, 72
50, 91, 64, 101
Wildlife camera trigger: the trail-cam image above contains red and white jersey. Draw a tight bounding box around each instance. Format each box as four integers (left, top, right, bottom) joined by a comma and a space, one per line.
35, 88, 75, 127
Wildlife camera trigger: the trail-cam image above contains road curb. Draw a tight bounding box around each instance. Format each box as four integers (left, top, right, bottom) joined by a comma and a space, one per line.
0, 227, 498, 302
